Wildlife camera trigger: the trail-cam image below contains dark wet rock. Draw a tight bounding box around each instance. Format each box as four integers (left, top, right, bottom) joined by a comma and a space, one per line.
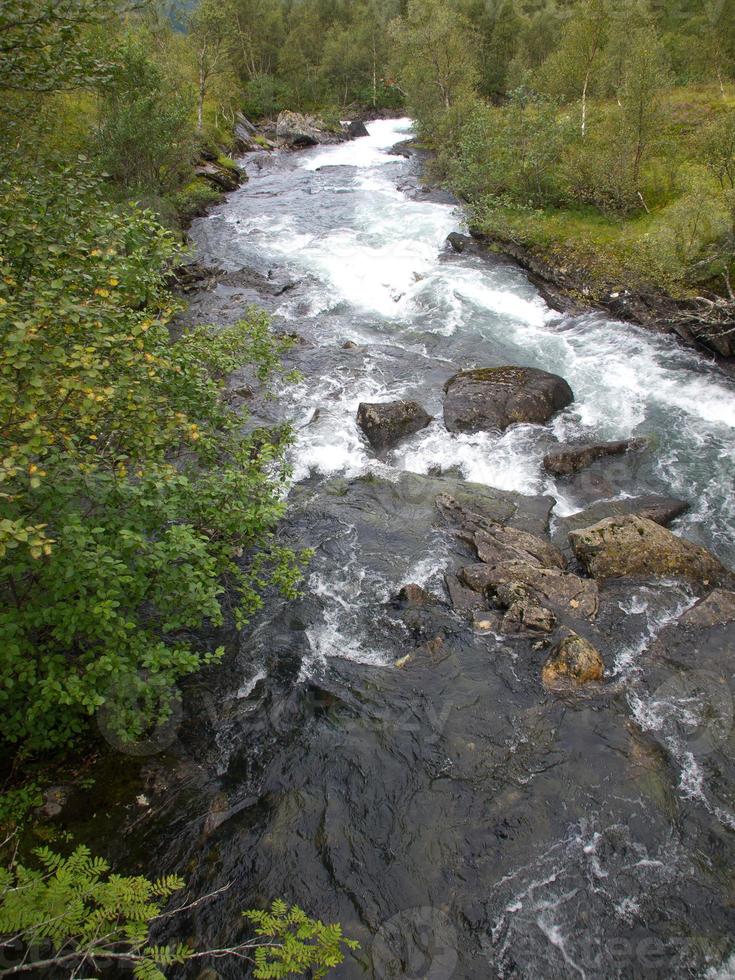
570, 515, 732, 588
447, 232, 475, 254
219, 267, 296, 296
230, 384, 254, 400
542, 632, 604, 689
553, 495, 690, 554
195, 159, 244, 192
443, 366, 574, 434
342, 340, 361, 350
445, 573, 486, 614
543, 438, 647, 476
167, 262, 220, 293
392, 583, 438, 607
347, 119, 370, 138
678, 589, 735, 628
357, 400, 432, 451
276, 111, 345, 147
436, 493, 565, 570
502, 600, 557, 635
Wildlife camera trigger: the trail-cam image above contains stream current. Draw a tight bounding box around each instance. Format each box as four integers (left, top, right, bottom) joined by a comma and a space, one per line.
98, 119, 735, 979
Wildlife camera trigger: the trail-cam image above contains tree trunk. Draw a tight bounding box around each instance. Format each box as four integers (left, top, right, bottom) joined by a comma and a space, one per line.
581, 71, 589, 138
197, 60, 206, 132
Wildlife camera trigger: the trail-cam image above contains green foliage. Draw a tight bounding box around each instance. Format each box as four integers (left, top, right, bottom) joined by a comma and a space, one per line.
96, 35, 195, 196
0, 170, 304, 752
389, 0, 479, 138
171, 179, 223, 224
0, 850, 356, 979
0, 0, 116, 96
244, 74, 292, 119
451, 93, 571, 206
244, 899, 360, 979
0, 845, 187, 980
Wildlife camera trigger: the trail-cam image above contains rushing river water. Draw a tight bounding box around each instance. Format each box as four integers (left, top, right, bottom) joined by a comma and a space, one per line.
80, 119, 735, 979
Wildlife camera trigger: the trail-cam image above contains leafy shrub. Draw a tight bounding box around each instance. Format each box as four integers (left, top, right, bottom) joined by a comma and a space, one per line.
451, 94, 570, 207
0, 849, 357, 979
96, 35, 195, 195
171, 179, 222, 224
0, 170, 304, 753
243, 74, 292, 120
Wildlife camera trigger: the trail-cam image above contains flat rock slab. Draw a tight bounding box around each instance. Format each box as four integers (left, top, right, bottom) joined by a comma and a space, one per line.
552, 495, 690, 553
443, 366, 573, 434
570, 514, 732, 589
543, 438, 647, 476
458, 560, 599, 621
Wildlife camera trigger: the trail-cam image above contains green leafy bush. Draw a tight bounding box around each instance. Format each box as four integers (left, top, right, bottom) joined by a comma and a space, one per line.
0, 170, 304, 753
172, 179, 222, 224
96, 35, 195, 195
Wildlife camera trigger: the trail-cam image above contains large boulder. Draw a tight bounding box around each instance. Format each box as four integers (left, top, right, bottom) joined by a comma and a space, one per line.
347, 119, 370, 138
443, 366, 573, 434
543, 438, 646, 476
357, 400, 431, 451
569, 515, 732, 588
552, 494, 689, 553
542, 633, 604, 689
276, 111, 345, 147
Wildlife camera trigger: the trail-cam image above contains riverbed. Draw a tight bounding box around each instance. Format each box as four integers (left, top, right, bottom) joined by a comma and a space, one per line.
80, 119, 735, 979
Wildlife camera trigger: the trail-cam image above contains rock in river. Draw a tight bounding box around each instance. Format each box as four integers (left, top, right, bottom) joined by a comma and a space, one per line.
443, 366, 573, 434
542, 632, 605, 689
357, 400, 431, 451
570, 514, 732, 588
543, 438, 646, 476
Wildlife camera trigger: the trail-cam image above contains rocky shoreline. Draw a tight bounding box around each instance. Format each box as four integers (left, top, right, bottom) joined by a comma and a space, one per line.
446, 227, 735, 370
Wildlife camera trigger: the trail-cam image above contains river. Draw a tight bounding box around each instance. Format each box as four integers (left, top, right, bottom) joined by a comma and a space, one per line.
91, 119, 735, 979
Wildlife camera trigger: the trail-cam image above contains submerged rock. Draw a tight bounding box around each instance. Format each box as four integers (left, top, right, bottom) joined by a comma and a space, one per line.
392, 583, 437, 607
542, 633, 605, 689
543, 438, 646, 476
677, 589, 735, 628
357, 400, 431, 451
443, 366, 573, 434
570, 515, 731, 588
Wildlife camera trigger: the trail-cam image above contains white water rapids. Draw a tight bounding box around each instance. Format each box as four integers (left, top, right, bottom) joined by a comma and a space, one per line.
175, 118, 735, 980
194, 117, 735, 566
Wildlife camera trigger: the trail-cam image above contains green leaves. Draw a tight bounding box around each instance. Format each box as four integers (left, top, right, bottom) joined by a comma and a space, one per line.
244, 901, 360, 980
0, 171, 306, 753
0, 849, 356, 979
